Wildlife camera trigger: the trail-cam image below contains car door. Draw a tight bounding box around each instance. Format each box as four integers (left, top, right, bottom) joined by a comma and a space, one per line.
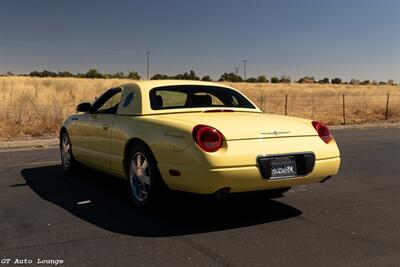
79, 88, 122, 169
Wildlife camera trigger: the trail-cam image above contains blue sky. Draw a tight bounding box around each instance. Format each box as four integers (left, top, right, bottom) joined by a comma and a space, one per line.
0, 0, 399, 81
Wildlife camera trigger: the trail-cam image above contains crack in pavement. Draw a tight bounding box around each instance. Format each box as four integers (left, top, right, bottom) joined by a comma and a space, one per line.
173, 236, 236, 267
0, 234, 118, 253
293, 216, 400, 253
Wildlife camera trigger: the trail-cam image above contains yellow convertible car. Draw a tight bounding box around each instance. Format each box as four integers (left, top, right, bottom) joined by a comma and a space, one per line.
60, 80, 340, 207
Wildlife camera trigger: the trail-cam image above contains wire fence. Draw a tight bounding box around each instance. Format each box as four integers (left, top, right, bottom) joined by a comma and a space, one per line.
255, 93, 400, 125
0, 93, 399, 138
0, 94, 399, 124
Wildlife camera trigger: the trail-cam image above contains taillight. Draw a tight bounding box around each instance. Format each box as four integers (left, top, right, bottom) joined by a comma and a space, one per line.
192, 125, 223, 152
312, 121, 333, 144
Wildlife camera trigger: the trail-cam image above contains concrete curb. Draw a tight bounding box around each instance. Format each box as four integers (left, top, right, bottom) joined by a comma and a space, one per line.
0, 122, 399, 149
0, 138, 59, 150
329, 122, 400, 130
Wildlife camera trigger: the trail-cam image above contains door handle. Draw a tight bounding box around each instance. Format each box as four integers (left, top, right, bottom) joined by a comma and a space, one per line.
103, 124, 109, 130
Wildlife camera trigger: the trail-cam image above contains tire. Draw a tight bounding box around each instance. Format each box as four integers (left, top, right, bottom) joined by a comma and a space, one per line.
60, 131, 79, 174
127, 143, 165, 208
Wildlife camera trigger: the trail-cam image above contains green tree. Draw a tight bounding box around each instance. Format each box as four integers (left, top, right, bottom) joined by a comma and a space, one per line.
188, 70, 199, 80
360, 80, 370, 85
298, 76, 315, 84
43, 70, 57, 77
201, 75, 212, 81
58, 71, 74, 77
29, 70, 57, 77
270, 77, 279, 83
245, 77, 258, 83
218, 72, 244, 82
151, 74, 170, 80
29, 71, 40, 77
85, 69, 103, 78
127, 71, 141, 80
279, 75, 291, 83
349, 79, 360, 85
331, 78, 342, 84
174, 70, 199, 80
110, 72, 124, 78
257, 75, 268, 83
318, 78, 330, 84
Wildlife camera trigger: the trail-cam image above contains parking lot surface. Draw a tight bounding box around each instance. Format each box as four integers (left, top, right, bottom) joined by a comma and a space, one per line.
0, 128, 399, 266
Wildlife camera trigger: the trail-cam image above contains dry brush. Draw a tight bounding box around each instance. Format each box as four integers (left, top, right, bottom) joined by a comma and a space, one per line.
0, 77, 399, 140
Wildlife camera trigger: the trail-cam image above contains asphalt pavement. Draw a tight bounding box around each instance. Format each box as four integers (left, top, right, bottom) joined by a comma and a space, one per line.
0, 128, 399, 267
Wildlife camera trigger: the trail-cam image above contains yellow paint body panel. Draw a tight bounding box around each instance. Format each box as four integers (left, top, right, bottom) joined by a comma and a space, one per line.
62, 80, 341, 194
157, 137, 340, 193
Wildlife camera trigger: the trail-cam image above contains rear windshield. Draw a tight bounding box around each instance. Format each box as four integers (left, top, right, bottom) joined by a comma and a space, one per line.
149, 85, 256, 110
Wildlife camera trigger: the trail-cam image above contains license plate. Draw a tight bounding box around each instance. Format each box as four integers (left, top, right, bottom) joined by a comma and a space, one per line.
270, 156, 297, 179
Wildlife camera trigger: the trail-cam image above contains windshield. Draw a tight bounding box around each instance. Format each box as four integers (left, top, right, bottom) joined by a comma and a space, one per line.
149, 85, 256, 110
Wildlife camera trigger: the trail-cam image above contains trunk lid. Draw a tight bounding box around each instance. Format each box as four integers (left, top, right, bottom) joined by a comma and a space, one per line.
160, 112, 317, 140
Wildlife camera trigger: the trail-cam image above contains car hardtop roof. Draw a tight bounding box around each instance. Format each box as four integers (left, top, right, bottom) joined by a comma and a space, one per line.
114, 80, 261, 116
120, 80, 236, 93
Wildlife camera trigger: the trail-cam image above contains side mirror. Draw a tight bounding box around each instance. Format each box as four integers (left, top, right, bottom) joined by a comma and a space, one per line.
77, 102, 91, 112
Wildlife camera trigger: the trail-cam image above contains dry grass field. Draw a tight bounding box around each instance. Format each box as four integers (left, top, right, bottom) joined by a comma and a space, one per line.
0, 77, 399, 140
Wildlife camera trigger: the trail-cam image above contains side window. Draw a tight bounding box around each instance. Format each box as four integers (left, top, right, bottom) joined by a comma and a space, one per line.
94, 91, 122, 114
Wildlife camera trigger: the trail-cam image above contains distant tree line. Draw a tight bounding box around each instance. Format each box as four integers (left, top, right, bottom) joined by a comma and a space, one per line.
293, 76, 396, 86
1, 69, 397, 85
27, 69, 141, 80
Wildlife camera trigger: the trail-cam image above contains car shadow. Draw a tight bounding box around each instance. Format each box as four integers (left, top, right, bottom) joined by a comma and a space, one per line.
20, 165, 302, 237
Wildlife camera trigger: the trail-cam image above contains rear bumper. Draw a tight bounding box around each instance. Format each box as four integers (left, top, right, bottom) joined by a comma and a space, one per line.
159, 156, 341, 194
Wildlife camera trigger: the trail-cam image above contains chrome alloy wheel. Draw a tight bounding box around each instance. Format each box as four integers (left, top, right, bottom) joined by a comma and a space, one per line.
129, 152, 151, 203
61, 134, 71, 169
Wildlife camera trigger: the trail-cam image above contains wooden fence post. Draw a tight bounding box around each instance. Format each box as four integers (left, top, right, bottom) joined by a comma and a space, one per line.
385, 93, 390, 120
342, 94, 346, 125
285, 94, 288, 116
